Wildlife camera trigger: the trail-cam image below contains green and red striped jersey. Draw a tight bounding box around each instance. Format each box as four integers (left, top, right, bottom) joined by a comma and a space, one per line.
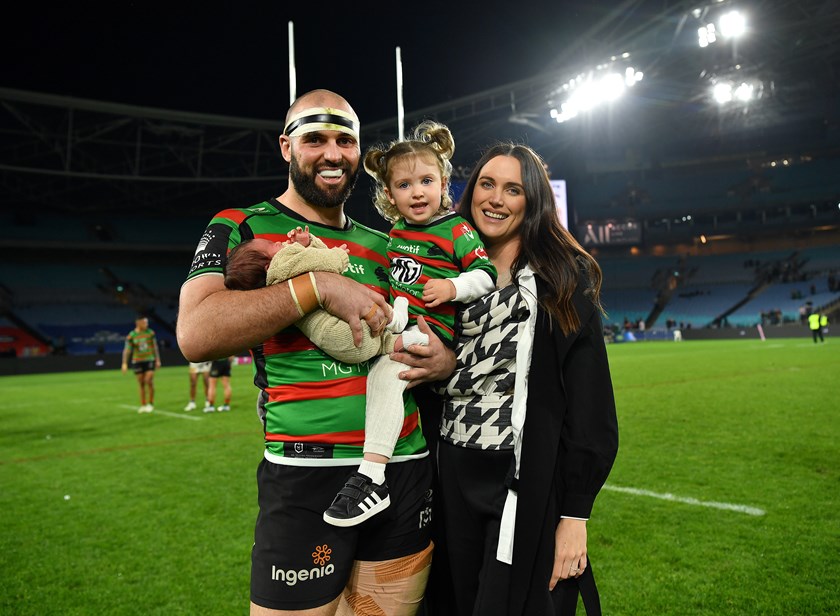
186, 199, 426, 464
388, 213, 496, 341
124, 329, 157, 363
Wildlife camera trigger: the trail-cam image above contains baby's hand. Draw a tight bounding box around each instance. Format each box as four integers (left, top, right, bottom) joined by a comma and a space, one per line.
422, 279, 456, 308
286, 227, 300, 243
295, 225, 312, 247
286, 225, 313, 247
339, 243, 350, 254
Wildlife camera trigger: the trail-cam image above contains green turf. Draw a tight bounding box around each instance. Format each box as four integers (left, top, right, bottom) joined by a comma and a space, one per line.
1, 339, 838, 614
596, 339, 839, 615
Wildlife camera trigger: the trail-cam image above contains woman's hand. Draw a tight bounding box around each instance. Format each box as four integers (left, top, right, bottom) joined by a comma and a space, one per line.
549, 518, 588, 590
389, 315, 455, 389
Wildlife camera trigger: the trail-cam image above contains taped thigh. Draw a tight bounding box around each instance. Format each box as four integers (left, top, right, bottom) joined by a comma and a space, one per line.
338, 542, 434, 616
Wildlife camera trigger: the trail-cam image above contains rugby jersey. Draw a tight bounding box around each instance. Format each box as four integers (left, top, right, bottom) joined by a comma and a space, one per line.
388, 213, 496, 341
124, 329, 157, 363
185, 199, 426, 464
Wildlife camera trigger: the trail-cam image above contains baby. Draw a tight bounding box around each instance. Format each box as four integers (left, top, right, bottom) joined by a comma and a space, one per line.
224, 225, 428, 364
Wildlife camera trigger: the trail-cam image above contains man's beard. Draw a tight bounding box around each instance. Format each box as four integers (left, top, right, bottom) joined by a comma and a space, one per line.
290, 156, 359, 209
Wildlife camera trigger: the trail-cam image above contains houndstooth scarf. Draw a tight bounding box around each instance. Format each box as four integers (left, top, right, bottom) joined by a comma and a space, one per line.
438, 283, 531, 450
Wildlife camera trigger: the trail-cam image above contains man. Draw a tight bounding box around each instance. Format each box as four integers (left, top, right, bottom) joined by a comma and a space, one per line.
184, 361, 211, 411
206, 356, 234, 412
121, 315, 161, 413
177, 89, 454, 615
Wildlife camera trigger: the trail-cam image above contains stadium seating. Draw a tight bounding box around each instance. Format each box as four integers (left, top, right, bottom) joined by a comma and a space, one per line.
599, 245, 840, 330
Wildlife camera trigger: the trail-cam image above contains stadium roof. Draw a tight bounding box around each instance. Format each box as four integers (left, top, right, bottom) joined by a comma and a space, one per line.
1, 0, 838, 221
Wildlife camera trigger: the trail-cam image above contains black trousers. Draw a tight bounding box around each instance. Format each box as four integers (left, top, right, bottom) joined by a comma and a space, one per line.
437, 441, 515, 616
434, 441, 604, 616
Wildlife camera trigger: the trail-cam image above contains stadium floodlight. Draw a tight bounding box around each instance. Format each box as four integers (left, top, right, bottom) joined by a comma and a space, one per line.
696, 9, 746, 47
597, 73, 626, 101
625, 67, 643, 86
698, 23, 717, 47
551, 57, 643, 124
734, 82, 754, 102
552, 101, 579, 124
719, 10, 746, 38
713, 82, 733, 104
709, 76, 762, 106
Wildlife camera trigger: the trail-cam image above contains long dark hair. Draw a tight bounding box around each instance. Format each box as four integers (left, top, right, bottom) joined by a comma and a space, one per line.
458, 143, 604, 335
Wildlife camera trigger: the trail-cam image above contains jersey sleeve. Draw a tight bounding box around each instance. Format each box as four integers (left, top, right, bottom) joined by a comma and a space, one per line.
185, 209, 247, 281
451, 218, 497, 282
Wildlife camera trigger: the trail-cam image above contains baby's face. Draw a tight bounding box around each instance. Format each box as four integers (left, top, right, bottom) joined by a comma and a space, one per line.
250, 238, 285, 260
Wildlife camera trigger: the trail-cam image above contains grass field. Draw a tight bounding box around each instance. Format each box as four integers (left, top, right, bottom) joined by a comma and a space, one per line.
1, 338, 838, 615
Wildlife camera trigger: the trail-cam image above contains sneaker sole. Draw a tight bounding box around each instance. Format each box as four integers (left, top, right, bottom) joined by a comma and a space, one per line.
323, 495, 391, 528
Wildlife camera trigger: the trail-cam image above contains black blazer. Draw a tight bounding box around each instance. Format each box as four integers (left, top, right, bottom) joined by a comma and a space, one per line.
508, 274, 619, 615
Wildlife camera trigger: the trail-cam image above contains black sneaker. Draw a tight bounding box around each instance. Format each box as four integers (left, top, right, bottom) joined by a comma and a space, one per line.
323, 471, 391, 527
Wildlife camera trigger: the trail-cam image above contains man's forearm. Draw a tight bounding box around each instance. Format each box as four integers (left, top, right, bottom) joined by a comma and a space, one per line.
177, 271, 392, 362
177, 282, 301, 361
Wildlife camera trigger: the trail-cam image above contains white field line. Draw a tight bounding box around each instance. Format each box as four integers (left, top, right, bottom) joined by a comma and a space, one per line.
117, 404, 203, 421
5, 398, 125, 410
603, 484, 766, 516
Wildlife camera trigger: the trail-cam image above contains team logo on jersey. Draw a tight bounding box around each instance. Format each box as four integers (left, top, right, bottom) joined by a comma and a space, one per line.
475, 247, 489, 260
284, 442, 333, 458
427, 245, 445, 258
391, 256, 423, 285
419, 488, 433, 529
189, 229, 228, 274
460, 223, 474, 240
375, 266, 390, 285
195, 230, 214, 254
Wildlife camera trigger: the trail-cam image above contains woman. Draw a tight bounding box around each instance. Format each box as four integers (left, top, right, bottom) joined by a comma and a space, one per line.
432, 144, 619, 615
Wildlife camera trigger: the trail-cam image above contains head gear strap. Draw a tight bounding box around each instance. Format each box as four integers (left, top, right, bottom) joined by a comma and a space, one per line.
283, 107, 360, 140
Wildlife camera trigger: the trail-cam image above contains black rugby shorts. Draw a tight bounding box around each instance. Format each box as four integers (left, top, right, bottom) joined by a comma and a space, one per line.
250, 456, 433, 610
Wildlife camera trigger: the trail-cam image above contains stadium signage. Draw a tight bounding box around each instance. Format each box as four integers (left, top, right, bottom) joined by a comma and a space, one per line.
578, 219, 642, 246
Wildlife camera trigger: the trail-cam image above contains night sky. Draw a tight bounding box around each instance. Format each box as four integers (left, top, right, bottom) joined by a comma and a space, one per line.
2, 2, 616, 124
